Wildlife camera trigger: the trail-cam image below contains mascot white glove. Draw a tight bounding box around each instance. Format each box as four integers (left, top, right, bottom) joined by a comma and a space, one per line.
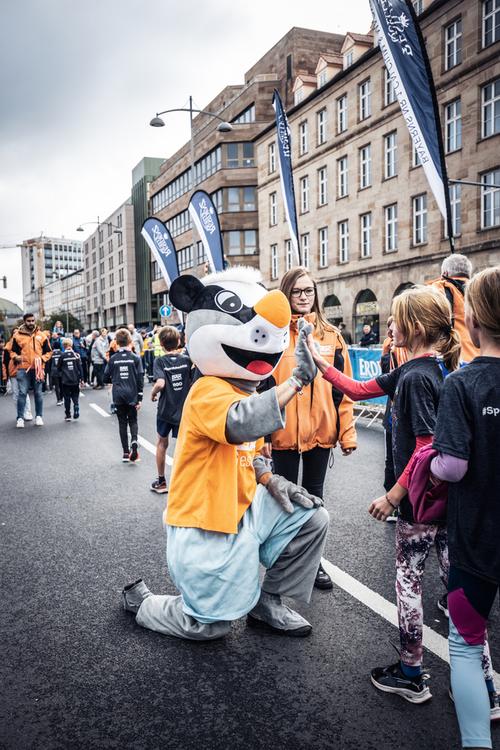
253, 455, 323, 514
292, 319, 317, 386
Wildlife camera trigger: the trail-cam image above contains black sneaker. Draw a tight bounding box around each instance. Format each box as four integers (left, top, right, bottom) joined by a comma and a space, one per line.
151, 478, 168, 494
122, 452, 130, 463
314, 563, 333, 590
449, 686, 500, 721
73, 408, 79, 420
371, 662, 432, 703
65, 415, 72, 422
437, 593, 449, 618
129, 441, 140, 463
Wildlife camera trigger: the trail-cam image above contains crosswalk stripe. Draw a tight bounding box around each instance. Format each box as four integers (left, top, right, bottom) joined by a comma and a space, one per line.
89, 403, 111, 418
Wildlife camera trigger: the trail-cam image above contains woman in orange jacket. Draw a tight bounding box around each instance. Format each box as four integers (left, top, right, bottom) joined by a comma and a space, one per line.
265, 267, 357, 589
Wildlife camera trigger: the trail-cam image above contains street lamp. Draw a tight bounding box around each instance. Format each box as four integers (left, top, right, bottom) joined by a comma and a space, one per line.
149, 95, 234, 192
76, 218, 122, 329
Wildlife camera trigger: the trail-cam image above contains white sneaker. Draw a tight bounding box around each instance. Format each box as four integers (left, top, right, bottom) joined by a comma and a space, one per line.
16, 418, 25, 428
56, 401, 63, 406
24, 412, 33, 421
35, 416, 44, 426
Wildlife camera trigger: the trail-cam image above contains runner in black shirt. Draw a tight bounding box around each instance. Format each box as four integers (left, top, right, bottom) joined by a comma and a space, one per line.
431, 266, 500, 745
104, 328, 144, 463
308, 285, 462, 704
150, 326, 192, 493
58, 338, 83, 421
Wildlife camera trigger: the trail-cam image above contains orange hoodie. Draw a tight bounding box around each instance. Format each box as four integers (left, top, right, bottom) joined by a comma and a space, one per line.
271, 313, 357, 453
429, 276, 479, 363
11, 325, 52, 372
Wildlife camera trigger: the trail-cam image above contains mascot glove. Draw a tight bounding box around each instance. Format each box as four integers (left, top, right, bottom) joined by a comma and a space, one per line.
292, 319, 317, 386
266, 474, 323, 515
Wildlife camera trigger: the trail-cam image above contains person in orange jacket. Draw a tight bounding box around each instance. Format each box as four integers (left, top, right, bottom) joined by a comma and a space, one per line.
263, 266, 357, 590
429, 253, 479, 363
10, 313, 52, 427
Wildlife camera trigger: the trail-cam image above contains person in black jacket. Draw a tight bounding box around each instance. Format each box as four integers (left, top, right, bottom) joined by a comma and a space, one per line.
150, 325, 192, 493
58, 338, 84, 421
50, 341, 64, 405
104, 328, 144, 463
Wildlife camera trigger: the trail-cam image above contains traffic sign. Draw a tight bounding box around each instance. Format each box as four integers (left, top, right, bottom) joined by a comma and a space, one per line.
159, 304, 172, 318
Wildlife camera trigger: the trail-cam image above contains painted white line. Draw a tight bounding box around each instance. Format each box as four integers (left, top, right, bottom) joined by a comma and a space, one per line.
89, 403, 111, 418
137, 435, 173, 465
321, 558, 500, 684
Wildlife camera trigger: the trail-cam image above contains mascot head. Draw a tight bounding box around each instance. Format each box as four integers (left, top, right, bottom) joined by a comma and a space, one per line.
169, 267, 291, 381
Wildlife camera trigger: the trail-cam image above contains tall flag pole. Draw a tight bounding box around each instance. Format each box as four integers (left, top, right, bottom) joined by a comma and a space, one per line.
272, 89, 301, 265
188, 190, 226, 273
141, 218, 179, 287
369, 0, 455, 252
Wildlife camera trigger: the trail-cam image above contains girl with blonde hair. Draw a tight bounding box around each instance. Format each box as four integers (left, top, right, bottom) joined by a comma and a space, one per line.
432, 266, 500, 747
308, 285, 460, 702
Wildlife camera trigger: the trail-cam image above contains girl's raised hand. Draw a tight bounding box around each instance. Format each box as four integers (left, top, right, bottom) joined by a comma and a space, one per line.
306, 333, 329, 373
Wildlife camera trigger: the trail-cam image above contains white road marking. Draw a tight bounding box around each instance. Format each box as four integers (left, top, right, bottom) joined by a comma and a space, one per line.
321, 558, 500, 684
137, 435, 173, 465
89, 403, 111, 418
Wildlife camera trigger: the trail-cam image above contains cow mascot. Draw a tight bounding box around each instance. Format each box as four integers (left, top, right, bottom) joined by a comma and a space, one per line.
122, 267, 330, 640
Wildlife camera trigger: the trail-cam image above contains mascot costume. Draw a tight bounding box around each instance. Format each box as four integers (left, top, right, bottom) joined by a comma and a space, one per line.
122, 265, 330, 640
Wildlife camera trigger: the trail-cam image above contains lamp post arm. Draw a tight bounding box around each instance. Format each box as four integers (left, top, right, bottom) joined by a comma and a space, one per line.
154, 107, 230, 124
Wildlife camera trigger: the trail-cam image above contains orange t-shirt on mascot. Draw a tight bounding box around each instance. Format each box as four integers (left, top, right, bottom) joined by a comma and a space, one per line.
165, 375, 263, 534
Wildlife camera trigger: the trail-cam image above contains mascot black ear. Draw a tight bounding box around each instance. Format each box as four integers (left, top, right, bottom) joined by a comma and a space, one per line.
169, 275, 205, 313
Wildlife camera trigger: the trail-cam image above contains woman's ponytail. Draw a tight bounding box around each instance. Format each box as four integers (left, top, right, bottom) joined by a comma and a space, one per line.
439, 327, 461, 372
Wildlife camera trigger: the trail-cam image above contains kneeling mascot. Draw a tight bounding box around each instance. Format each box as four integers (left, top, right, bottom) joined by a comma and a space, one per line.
122, 267, 330, 640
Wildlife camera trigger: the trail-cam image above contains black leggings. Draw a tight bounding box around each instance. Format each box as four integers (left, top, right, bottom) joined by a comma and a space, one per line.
116, 404, 138, 453
272, 447, 331, 499
62, 385, 80, 417
52, 375, 63, 402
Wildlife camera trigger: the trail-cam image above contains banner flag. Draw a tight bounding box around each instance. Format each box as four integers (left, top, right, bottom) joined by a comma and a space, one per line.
272, 89, 301, 265
369, 0, 454, 245
188, 190, 225, 273
141, 218, 179, 287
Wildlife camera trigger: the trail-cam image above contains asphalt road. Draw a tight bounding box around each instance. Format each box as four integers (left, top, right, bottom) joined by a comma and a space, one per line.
1, 384, 498, 750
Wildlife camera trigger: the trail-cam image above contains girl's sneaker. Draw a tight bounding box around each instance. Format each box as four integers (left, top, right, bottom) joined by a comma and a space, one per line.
122, 452, 130, 462
129, 442, 140, 463
437, 593, 449, 617
371, 662, 432, 703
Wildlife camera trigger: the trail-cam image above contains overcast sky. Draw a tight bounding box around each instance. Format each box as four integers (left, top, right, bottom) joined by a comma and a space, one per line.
0, 0, 372, 307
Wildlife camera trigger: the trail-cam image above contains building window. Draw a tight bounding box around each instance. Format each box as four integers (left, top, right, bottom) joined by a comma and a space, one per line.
317, 108, 327, 145
299, 121, 308, 155
318, 69, 327, 88
300, 176, 309, 213
337, 94, 347, 134
385, 203, 398, 252
269, 192, 278, 226
384, 67, 396, 106
91, 237, 96, 250
109, 272, 114, 286
117, 214, 122, 228
359, 144, 372, 189
294, 88, 304, 106
449, 183, 462, 236
483, 0, 500, 48
225, 230, 258, 255
338, 156, 348, 198
301, 233, 310, 269
271, 244, 279, 280
481, 79, 500, 138
178, 245, 194, 271
318, 227, 328, 268
344, 50, 354, 69
107, 223, 112, 237
232, 103, 255, 124
118, 250, 123, 264
109, 257, 114, 270
413, 194, 428, 244
360, 213, 372, 258
285, 240, 292, 271
98, 229, 103, 243
99, 261, 104, 275
318, 167, 328, 206
119, 286, 124, 300
268, 142, 276, 173
359, 79, 372, 121
108, 240, 113, 253
338, 220, 349, 263
445, 98, 462, 152
481, 169, 500, 228
197, 241, 207, 266
118, 267, 124, 282
384, 131, 397, 179
412, 0, 423, 13
412, 143, 423, 167
110, 290, 115, 303
445, 18, 462, 70
117, 232, 123, 247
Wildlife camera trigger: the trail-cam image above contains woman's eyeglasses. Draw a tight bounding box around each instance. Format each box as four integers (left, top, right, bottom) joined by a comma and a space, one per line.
290, 287, 315, 298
